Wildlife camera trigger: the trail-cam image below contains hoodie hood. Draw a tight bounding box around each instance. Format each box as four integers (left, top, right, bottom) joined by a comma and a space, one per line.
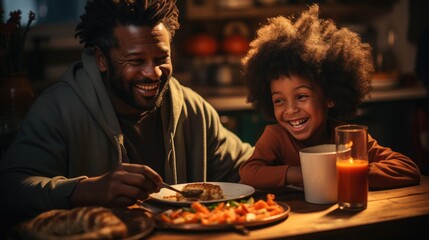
63, 50, 121, 139
60, 49, 125, 163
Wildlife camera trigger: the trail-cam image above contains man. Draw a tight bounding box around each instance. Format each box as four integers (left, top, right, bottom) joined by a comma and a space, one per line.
0, 0, 253, 221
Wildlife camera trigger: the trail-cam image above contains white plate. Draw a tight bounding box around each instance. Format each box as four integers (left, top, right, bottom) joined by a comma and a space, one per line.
149, 182, 255, 206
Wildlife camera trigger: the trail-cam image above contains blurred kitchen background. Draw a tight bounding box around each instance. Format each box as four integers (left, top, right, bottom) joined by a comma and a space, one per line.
2, 0, 429, 173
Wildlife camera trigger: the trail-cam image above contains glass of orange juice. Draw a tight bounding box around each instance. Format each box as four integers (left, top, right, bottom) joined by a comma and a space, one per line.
335, 124, 369, 211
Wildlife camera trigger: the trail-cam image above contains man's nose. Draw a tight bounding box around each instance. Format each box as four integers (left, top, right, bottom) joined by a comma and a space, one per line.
140, 63, 162, 81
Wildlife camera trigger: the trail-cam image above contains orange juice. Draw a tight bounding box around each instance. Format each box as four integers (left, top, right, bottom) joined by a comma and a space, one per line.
337, 159, 368, 209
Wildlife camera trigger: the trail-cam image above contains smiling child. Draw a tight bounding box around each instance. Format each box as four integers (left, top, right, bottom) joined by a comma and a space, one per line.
239, 4, 421, 190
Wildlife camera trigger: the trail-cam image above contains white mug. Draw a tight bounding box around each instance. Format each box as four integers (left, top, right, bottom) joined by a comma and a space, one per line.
299, 144, 338, 204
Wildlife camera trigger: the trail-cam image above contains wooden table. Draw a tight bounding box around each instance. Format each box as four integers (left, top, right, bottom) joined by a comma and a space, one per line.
146, 175, 429, 240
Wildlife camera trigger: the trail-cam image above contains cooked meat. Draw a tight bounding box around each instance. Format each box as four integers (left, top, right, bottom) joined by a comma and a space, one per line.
177, 183, 225, 202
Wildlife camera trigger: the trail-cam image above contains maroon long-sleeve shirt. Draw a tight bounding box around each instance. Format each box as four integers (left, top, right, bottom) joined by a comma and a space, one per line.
239, 120, 421, 190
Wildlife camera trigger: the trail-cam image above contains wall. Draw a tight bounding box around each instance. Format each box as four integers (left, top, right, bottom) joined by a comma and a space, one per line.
372, 0, 416, 74
19, 0, 422, 88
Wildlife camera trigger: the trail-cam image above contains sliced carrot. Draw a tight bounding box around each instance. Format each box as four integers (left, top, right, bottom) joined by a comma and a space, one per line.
213, 202, 225, 212
266, 193, 276, 205
169, 209, 183, 219
269, 208, 284, 216
236, 215, 247, 223
192, 202, 210, 214
161, 214, 172, 223
206, 212, 223, 224
160, 194, 285, 225
254, 199, 269, 210
234, 205, 247, 215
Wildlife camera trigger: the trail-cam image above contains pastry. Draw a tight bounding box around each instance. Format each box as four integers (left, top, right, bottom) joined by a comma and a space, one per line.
20, 207, 127, 239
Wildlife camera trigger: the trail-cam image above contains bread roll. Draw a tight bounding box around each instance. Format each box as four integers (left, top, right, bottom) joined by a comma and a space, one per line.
21, 207, 127, 239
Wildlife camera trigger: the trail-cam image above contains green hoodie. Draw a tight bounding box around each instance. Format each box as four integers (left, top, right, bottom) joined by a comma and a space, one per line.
0, 50, 253, 217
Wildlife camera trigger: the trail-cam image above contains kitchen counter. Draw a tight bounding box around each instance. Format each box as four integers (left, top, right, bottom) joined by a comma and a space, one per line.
194, 84, 427, 112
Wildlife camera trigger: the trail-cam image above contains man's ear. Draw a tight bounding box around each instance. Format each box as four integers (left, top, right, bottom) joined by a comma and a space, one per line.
93, 47, 108, 72
327, 99, 335, 108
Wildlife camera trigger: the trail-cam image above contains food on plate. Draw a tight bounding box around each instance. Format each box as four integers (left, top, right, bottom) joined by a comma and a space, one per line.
163, 182, 225, 202
159, 194, 284, 225
178, 183, 225, 201
20, 207, 127, 239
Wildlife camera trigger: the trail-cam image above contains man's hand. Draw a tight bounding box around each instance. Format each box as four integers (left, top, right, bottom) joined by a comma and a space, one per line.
70, 163, 163, 208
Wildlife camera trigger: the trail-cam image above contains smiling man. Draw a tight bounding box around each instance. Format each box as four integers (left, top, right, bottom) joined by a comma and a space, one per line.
0, 0, 253, 223
97, 24, 172, 112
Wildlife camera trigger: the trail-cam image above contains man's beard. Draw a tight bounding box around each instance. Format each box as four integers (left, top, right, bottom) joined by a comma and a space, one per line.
112, 76, 170, 113
151, 77, 170, 112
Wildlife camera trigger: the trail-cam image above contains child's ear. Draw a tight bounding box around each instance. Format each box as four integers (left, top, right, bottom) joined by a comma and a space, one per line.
93, 47, 108, 72
327, 99, 335, 108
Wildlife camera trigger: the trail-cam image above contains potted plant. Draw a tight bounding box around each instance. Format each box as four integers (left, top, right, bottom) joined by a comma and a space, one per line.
0, 8, 36, 118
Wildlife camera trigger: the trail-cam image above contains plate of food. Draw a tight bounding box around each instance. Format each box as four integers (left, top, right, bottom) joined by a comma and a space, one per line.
154, 193, 290, 231
16, 207, 155, 240
149, 182, 255, 206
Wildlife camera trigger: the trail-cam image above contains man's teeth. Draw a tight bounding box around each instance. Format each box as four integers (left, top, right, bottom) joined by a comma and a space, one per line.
289, 119, 307, 128
136, 83, 157, 91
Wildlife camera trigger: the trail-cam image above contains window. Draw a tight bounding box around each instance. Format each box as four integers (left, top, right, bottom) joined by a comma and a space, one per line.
2, 0, 87, 25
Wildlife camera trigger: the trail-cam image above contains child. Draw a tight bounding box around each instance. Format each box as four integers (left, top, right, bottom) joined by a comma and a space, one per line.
239, 5, 421, 190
